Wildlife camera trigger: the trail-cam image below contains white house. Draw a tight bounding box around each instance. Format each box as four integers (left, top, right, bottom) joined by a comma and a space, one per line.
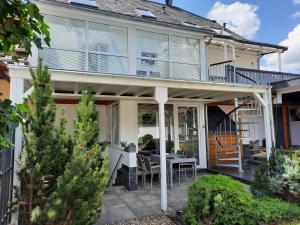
7, 0, 300, 212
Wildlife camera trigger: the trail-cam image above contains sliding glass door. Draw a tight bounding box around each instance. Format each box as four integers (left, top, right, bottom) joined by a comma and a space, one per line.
178, 107, 199, 164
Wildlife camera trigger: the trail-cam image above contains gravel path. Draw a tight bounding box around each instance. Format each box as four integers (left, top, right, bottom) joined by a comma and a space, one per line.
106, 214, 177, 225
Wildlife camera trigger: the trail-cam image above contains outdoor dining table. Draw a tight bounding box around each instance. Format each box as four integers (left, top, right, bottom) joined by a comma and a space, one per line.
151, 154, 197, 189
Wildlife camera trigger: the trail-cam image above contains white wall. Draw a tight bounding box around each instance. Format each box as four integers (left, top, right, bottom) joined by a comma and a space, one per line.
55, 104, 107, 142
119, 100, 138, 147
208, 45, 259, 69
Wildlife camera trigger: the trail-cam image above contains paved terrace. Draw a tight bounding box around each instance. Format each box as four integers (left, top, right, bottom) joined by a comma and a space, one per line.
96, 176, 197, 225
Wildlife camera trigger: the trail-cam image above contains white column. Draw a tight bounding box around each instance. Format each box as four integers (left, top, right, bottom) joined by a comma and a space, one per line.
154, 87, 168, 211
200, 39, 208, 81
28, 44, 38, 67
197, 103, 207, 168
10, 77, 24, 225
262, 90, 273, 159
119, 100, 138, 148
278, 51, 282, 72
267, 88, 276, 147
173, 104, 179, 153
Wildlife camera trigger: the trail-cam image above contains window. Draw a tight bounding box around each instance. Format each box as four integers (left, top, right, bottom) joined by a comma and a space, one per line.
107, 104, 119, 145
39, 15, 86, 71
210, 28, 232, 36
136, 30, 169, 78
182, 22, 200, 29
138, 104, 174, 153
88, 22, 128, 74
135, 9, 156, 19
170, 36, 201, 80
39, 15, 129, 74
70, 0, 97, 7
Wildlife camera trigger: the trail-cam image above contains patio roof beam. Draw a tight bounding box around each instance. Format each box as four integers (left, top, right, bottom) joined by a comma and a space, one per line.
134, 88, 152, 97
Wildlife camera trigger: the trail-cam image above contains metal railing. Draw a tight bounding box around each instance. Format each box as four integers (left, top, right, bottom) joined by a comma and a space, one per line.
0, 147, 14, 225
209, 60, 236, 83
209, 61, 300, 85
236, 67, 300, 85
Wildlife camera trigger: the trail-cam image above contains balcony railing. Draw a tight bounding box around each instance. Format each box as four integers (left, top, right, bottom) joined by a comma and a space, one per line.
209, 60, 300, 85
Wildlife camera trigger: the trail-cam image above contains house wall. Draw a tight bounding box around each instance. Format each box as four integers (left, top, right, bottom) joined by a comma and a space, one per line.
208, 45, 259, 69
0, 78, 10, 100
55, 103, 107, 142
119, 100, 139, 148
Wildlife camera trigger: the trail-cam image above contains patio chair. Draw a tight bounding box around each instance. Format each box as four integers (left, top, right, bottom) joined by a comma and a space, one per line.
137, 153, 147, 187
179, 151, 196, 182
144, 157, 160, 190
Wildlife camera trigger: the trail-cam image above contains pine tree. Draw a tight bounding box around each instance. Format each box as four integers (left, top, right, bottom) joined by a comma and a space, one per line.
16, 58, 70, 225
45, 90, 108, 225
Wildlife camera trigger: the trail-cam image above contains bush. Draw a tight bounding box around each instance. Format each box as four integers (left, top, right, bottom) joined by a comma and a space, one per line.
252, 150, 300, 203
184, 175, 300, 225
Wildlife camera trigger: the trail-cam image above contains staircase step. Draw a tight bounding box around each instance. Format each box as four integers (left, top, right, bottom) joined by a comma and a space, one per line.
238, 108, 259, 111
225, 151, 239, 154
218, 158, 239, 161
216, 163, 240, 168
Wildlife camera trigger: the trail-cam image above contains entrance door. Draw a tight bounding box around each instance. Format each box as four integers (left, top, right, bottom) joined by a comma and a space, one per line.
178, 107, 199, 164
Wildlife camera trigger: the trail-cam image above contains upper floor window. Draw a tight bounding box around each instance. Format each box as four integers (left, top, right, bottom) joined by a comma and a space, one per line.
170, 36, 201, 80
88, 22, 128, 74
39, 15, 86, 71
135, 9, 156, 19
39, 15, 128, 74
136, 30, 169, 78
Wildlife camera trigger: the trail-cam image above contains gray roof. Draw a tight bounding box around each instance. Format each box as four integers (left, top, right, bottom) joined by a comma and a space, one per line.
45, 0, 287, 51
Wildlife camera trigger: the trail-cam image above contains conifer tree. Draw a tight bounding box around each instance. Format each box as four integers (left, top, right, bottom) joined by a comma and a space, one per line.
16, 58, 70, 224
45, 90, 108, 225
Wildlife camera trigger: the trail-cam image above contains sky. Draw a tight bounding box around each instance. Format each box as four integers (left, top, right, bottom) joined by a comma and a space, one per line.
152, 0, 300, 73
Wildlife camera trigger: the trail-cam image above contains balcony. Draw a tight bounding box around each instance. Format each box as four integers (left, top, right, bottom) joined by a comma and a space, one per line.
208, 60, 300, 85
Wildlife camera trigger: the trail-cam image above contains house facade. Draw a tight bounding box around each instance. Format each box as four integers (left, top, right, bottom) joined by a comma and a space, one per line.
4, 0, 300, 212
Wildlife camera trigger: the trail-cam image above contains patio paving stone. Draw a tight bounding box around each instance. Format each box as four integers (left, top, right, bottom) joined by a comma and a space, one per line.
96, 176, 200, 224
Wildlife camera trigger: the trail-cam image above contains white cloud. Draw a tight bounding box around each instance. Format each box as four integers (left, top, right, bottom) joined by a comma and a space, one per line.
262, 25, 300, 73
293, 0, 300, 4
207, 1, 261, 39
291, 11, 300, 18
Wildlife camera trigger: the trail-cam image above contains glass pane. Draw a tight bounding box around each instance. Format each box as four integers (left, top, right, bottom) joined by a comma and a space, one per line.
88, 53, 128, 74
171, 63, 200, 80
45, 15, 85, 50
178, 107, 199, 163
39, 49, 85, 71
88, 22, 128, 56
138, 104, 174, 154
136, 59, 169, 78
112, 104, 119, 144
136, 30, 169, 60
171, 36, 200, 64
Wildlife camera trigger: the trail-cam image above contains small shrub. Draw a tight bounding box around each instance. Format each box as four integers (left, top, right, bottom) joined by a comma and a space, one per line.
184, 175, 255, 225
184, 175, 300, 225
252, 150, 300, 203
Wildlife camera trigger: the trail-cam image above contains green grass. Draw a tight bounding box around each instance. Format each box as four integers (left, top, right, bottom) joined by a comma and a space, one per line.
279, 219, 300, 225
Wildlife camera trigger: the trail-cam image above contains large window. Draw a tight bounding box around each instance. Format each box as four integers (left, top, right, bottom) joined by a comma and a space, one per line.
136, 30, 169, 78
88, 22, 128, 74
138, 104, 174, 153
40, 15, 86, 71
39, 15, 128, 74
170, 36, 201, 80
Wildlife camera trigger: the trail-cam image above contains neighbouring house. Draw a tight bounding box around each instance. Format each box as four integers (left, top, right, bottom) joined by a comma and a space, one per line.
2, 0, 300, 213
